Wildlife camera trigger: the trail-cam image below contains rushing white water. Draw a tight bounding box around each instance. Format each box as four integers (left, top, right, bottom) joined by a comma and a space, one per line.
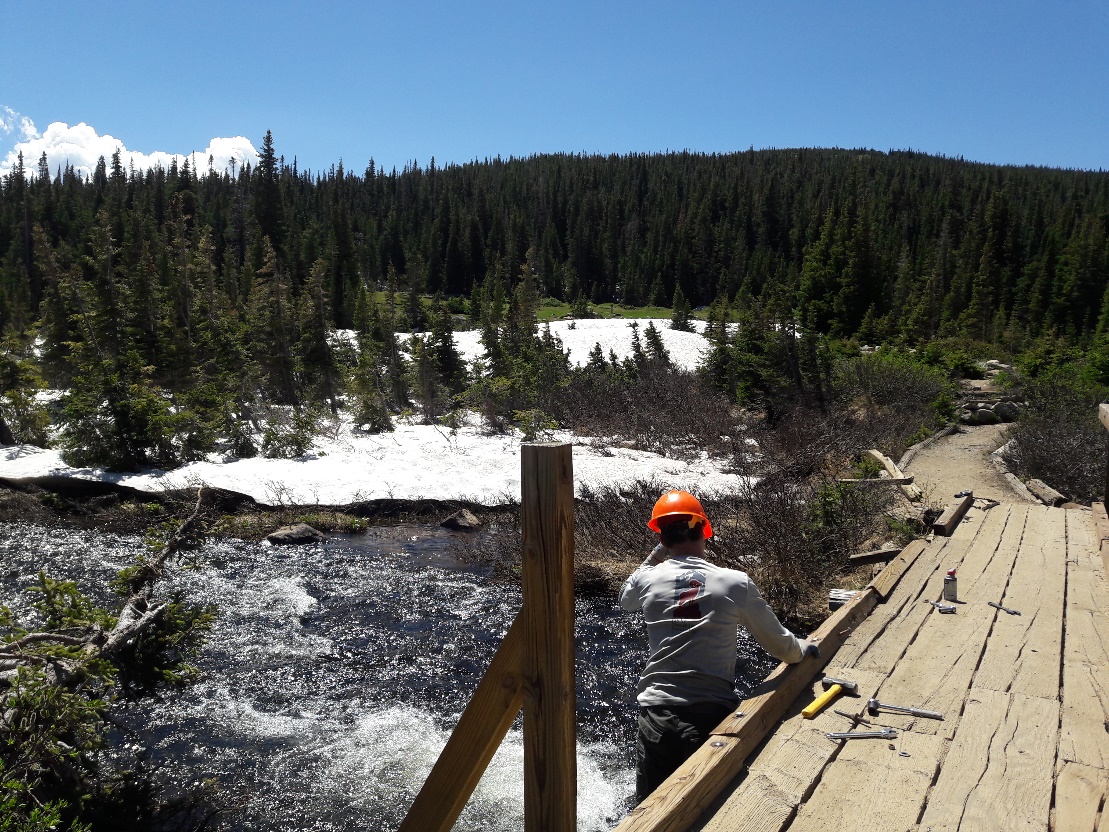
0, 521, 775, 831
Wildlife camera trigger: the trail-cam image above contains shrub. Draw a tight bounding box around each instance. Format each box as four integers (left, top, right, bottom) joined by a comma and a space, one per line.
1001, 378, 1107, 503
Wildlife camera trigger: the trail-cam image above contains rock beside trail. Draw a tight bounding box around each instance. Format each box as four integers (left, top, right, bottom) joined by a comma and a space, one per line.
956, 395, 1024, 425
441, 509, 482, 531
267, 523, 327, 545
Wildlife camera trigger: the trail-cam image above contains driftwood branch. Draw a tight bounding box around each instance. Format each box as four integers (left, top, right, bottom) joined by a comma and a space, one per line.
1, 632, 90, 652
2, 487, 207, 687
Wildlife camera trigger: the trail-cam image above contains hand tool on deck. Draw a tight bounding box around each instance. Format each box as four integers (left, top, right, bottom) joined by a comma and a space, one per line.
923, 599, 957, 614
825, 727, 897, 740
802, 676, 859, 719
867, 698, 944, 720
988, 601, 1021, 615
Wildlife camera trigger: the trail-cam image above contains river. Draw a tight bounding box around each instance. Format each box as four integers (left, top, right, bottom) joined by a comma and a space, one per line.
0, 521, 778, 831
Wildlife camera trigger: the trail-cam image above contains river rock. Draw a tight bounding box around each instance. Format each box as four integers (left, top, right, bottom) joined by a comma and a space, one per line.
974, 408, 1001, 425
267, 523, 327, 545
994, 401, 1020, 422
441, 509, 482, 531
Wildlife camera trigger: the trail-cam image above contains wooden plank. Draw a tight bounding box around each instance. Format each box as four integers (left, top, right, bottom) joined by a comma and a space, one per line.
1055, 761, 1109, 832
694, 668, 886, 832
397, 616, 526, 832
836, 476, 915, 486
1059, 509, 1109, 771
848, 547, 902, 565
611, 589, 879, 832
520, 443, 576, 832
865, 505, 1026, 738
918, 689, 1058, 832
1027, 478, 1067, 506
933, 492, 975, 536
971, 505, 1067, 699
1091, 502, 1109, 576
868, 538, 927, 599
786, 729, 946, 832
837, 534, 964, 672
866, 449, 923, 500
843, 507, 999, 677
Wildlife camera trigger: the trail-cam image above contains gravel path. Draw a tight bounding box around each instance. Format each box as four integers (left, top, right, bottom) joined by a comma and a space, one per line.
903, 422, 1017, 506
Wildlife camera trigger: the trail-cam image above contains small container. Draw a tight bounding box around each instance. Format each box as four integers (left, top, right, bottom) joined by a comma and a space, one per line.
943, 568, 958, 602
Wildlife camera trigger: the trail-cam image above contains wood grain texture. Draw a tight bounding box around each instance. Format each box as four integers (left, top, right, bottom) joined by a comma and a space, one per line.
520, 443, 576, 832
845, 509, 992, 677
971, 505, 1066, 699
869, 505, 1025, 739
397, 616, 525, 832
918, 689, 1058, 832
933, 493, 975, 536
787, 729, 946, 832
868, 538, 927, 599
694, 668, 885, 832
1059, 509, 1109, 771
1092, 502, 1109, 576
1054, 761, 1109, 832
611, 590, 879, 832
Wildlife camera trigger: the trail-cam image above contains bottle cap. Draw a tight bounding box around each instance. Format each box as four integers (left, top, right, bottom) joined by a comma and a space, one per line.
946, 568, 957, 577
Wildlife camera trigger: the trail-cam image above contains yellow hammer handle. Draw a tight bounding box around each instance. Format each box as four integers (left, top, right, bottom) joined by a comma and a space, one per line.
801, 683, 842, 719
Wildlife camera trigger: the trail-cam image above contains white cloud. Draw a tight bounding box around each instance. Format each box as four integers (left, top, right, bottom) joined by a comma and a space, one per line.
0, 106, 39, 142
0, 112, 257, 180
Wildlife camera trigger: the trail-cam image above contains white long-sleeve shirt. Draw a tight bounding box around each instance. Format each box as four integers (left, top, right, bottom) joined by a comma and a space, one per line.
619, 547, 806, 707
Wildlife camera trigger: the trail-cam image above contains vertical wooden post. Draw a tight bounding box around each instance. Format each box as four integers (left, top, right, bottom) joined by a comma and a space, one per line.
1100, 404, 1109, 503
520, 443, 577, 832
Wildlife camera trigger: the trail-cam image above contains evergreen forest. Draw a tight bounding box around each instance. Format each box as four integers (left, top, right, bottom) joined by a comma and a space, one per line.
1, 133, 1107, 469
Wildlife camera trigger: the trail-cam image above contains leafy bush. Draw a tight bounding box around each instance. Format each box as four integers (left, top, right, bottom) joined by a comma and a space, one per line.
261, 407, 318, 458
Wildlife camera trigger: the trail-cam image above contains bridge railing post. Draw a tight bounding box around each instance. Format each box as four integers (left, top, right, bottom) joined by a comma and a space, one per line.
1100, 404, 1109, 504
398, 442, 576, 832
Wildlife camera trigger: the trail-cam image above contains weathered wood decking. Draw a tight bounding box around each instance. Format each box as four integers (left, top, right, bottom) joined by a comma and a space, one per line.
685, 501, 1109, 832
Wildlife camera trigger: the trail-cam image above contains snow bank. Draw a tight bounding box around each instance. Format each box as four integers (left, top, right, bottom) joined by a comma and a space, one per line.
0, 320, 738, 506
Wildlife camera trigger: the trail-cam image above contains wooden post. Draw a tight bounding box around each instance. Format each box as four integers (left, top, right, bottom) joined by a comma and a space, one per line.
520, 443, 577, 832
1101, 404, 1109, 503
397, 443, 577, 832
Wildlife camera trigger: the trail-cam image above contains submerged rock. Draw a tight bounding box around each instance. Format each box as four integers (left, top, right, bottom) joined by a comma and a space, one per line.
267, 523, 327, 545
440, 509, 482, 531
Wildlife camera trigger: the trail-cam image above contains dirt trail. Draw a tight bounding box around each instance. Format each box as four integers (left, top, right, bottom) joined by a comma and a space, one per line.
902, 422, 1016, 506
900, 373, 1035, 507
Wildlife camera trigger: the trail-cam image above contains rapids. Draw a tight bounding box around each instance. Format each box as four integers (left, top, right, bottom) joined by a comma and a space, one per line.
0, 522, 777, 831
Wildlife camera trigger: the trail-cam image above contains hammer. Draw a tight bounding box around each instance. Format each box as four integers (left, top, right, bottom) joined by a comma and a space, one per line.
802, 676, 859, 719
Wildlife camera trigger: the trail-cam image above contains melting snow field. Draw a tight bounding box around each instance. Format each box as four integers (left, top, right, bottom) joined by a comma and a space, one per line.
0, 319, 741, 505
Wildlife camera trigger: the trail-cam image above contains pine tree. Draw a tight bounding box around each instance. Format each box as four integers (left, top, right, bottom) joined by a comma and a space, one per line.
670, 284, 693, 331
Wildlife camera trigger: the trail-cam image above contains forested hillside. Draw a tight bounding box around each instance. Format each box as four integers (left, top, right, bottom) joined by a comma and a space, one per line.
0, 135, 1106, 469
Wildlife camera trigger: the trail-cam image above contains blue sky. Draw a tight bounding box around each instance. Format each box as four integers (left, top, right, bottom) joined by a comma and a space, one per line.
1, 0, 1106, 176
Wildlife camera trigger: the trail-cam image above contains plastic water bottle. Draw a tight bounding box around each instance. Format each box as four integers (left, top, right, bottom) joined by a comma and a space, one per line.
943, 568, 958, 602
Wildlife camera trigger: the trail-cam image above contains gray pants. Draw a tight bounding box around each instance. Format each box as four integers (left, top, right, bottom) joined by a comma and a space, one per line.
636, 702, 733, 803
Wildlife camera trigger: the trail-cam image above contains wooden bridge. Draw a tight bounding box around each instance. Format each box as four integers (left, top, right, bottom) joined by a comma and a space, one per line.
399, 440, 1107, 832
616, 498, 1109, 832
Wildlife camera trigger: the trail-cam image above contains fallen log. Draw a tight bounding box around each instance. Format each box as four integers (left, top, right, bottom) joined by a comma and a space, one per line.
865, 450, 923, 501
1, 488, 207, 691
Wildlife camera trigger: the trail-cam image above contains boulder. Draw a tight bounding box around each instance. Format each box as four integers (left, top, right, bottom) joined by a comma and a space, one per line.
994, 401, 1020, 422
974, 408, 1001, 425
441, 509, 482, 531
266, 523, 327, 545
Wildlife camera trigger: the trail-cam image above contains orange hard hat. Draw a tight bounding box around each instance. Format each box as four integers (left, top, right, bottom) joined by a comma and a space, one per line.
648, 489, 713, 538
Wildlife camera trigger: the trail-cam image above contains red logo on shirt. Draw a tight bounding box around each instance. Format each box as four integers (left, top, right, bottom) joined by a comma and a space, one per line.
674, 576, 704, 619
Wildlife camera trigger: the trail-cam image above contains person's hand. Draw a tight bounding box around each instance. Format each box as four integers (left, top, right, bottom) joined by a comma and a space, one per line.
802, 640, 820, 660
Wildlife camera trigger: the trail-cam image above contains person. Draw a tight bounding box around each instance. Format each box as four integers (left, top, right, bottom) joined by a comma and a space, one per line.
619, 489, 819, 803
